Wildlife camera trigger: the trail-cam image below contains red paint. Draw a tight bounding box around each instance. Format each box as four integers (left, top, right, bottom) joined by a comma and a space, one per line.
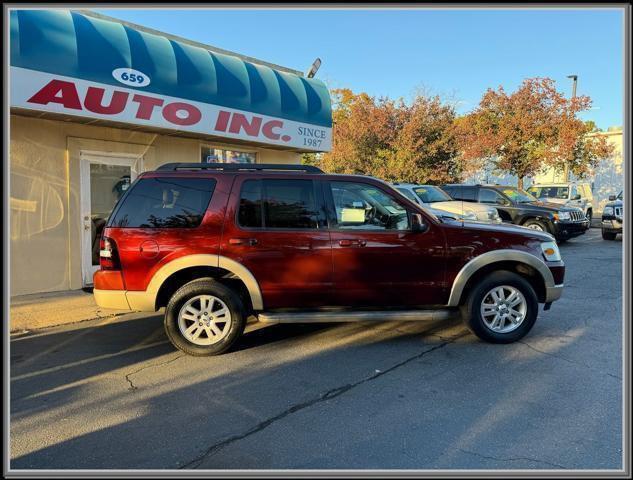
84, 87, 129, 114
162, 102, 201, 126
228, 113, 262, 136
131, 94, 164, 120
98, 171, 565, 310
27, 79, 82, 109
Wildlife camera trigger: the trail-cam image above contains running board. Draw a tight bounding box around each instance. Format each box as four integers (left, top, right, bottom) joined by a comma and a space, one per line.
256, 309, 457, 324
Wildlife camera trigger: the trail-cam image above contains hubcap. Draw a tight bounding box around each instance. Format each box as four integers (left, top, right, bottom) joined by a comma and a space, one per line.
480, 285, 527, 333
526, 223, 544, 231
177, 295, 231, 346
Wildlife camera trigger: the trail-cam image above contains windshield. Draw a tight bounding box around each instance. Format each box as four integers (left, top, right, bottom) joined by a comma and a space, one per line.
527, 186, 569, 200
501, 187, 538, 203
413, 186, 452, 203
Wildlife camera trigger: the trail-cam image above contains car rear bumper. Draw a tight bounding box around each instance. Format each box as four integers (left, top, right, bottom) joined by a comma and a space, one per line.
94, 288, 132, 310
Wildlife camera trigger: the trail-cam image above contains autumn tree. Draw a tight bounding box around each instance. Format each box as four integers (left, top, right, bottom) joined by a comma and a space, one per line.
456, 77, 613, 189
310, 88, 462, 184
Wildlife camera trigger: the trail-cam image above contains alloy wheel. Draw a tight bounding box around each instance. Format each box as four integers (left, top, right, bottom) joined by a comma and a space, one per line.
177, 295, 232, 345
480, 285, 527, 333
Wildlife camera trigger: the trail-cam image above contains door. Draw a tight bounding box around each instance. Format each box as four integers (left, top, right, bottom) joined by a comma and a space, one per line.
325, 180, 447, 307
80, 152, 142, 286
221, 176, 333, 309
477, 188, 515, 222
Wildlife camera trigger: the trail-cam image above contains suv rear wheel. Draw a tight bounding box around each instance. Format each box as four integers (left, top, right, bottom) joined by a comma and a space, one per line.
164, 278, 246, 356
460, 271, 538, 343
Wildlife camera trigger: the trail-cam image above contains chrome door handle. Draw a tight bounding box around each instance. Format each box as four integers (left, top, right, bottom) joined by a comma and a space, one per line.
229, 238, 258, 246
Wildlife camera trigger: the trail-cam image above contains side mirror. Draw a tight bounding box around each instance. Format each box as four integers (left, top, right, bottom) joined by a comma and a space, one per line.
411, 213, 429, 233
572, 194, 581, 200
609, 195, 617, 201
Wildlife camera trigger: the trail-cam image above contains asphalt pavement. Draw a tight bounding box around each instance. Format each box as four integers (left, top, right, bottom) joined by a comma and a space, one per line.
9, 228, 623, 471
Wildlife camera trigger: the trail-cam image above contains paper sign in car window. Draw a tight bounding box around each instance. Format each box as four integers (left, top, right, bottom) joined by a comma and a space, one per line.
341, 208, 366, 223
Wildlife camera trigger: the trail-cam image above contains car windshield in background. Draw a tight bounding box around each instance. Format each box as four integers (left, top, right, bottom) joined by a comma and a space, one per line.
413, 186, 452, 203
502, 187, 538, 203
527, 186, 569, 200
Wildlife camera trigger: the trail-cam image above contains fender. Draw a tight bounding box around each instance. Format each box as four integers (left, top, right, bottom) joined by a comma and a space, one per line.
446, 249, 555, 307
125, 254, 264, 311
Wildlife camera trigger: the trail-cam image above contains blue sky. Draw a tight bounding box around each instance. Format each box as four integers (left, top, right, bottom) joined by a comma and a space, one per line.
97, 8, 624, 130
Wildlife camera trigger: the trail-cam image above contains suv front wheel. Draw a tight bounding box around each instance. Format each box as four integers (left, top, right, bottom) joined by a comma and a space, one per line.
460, 271, 538, 343
164, 278, 246, 356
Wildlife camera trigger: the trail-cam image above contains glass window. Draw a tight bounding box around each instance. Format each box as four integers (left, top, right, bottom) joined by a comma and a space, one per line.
238, 179, 318, 229
237, 180, 263, 228
413, 186, 452, 203
330, 181, 410, 230
201, 145, 256, 164
479, 188, 506, 205
445, 186, 476, 201
109, 177, 215, 228
527, 186, 569, 200
397, 188, 420, 203
501, 187, 537, 203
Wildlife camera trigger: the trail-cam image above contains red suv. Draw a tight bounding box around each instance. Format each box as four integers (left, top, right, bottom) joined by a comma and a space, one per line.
94, 163, 565, 356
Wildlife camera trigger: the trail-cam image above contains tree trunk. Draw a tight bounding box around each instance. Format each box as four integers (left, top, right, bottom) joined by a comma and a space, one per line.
517, 176, 524, 190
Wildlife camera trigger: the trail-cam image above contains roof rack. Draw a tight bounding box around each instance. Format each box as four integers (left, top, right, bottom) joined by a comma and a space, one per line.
157, 163, 323, 173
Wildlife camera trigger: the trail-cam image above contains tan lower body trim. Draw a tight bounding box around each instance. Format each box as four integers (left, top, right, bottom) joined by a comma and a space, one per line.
94, 289, 132, 310
125, 291, 156, 311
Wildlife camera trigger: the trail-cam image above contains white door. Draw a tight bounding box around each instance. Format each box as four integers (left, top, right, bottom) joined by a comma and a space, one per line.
80, 152, 142, 286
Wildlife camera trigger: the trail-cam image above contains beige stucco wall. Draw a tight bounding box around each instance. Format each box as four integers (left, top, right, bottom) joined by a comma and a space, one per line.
10, 114, 301, 297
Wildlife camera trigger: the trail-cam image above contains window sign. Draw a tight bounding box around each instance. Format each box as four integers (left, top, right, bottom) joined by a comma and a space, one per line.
201, 145, 257, 164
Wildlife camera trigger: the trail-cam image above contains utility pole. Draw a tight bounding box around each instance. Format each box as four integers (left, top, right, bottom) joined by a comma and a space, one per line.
564, 75, 578, 182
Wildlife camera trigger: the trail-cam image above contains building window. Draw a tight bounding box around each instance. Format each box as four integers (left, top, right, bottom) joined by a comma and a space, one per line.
201, 145, 257, 164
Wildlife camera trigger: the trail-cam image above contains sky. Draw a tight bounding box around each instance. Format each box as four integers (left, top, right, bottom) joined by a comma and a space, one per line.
97, 7, 625, 130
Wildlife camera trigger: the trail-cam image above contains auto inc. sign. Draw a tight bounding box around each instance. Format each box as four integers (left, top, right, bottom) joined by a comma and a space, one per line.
10, 67, 332, 151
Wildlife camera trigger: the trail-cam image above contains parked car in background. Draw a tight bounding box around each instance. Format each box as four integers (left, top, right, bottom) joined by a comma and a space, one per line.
526, 182, 594, 222
393, 183, 502, 224
601, 191, 623, 240
441, 184, 589, 242
93, 163, 565, 356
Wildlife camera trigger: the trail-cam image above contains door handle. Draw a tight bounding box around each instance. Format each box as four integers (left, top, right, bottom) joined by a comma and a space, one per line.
338, 239, 366, 247
229, 238, 258, 246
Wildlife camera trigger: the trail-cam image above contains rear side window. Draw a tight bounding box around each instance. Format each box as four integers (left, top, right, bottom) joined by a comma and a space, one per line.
238, 179, 319, 229
110, 177, 216, 228
445, 186, 476, 201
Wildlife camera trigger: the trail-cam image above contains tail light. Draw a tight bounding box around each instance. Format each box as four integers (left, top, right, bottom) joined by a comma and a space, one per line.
100, 236, 121, 270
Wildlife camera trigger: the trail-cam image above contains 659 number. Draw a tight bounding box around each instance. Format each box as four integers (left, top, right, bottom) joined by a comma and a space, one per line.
112, 68, 151, 87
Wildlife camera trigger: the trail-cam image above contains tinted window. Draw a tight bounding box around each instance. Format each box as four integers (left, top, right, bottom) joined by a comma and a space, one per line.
330, 181, 410, 230
110, 177, 215, 228
397, 188, 419, 203
527, 186, 569, 200
413, 186, 452, 203
238, 179, 318, 229
445, 186, 476, 201
479, 188, 506, 204
238, 180, 263, 228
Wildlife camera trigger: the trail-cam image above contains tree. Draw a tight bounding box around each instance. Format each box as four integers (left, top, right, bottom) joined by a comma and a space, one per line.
455, 77, 613, 189
314, 88, 462, 184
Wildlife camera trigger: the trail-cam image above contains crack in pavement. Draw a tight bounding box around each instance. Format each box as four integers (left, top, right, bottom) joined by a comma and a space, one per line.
125, 354, 186, 391
179, 332, 468, 469
518, 341, 621, 380
458, 448, 567, 469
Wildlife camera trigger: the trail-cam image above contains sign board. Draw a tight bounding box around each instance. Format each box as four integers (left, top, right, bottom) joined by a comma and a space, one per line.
11, 67, 332, 152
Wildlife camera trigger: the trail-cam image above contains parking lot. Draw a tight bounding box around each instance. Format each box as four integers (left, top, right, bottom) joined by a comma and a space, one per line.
10, 228, 623, 470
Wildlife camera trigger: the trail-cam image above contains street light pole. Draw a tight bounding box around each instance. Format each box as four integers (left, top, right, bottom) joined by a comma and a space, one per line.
564, 75, 578, 182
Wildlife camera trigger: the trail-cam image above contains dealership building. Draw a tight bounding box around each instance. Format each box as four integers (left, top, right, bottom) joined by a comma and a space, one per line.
9, 9, 332, 297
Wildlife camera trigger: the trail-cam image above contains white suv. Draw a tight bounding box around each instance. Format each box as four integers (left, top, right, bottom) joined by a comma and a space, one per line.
527, 182, 594, 222
393, 184, 502, 224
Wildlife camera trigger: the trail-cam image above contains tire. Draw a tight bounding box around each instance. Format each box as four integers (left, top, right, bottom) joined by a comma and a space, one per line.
460, 271, 539, 344
602, 230, 617, 241
522, 218, 548, 232
164, 278, 246, 356
586, 209, 593, 223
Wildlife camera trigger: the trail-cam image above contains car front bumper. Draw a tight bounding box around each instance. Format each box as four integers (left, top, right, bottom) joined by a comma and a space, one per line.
553, 219, 590, 239
545, 284, 564, 303
601, 218, 623, 233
